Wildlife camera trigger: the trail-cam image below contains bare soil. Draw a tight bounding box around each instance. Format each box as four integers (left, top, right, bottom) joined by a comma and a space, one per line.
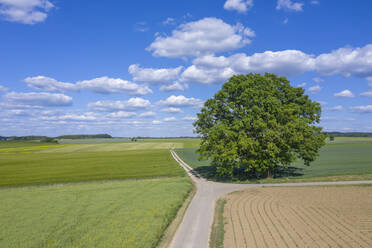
224, 186, 372, 248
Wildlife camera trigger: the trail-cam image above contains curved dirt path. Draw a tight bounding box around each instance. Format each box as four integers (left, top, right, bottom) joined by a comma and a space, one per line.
169, 150, 372, 248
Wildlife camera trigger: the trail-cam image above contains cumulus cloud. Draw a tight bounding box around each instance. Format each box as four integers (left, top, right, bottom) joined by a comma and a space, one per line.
42, 113, 97, 121
161, 107, 183, 113
313, 77, 324, 83
311, 1, 320, 5
316, 45, 372, 78
0, 85, 8, 92
181, 50, 315, 84
4, 92, 72, 107
224, 0, 253, 13
23, 75, 152, 96
0, 0, 54, 24
77, 77, 152, 95
350, 105, 372, 113
107, 111, 137, 118
159, 82, 188, 91
178, 44, 372, 84
158, 95, 204, 108
163, 117, 177, 122
321, 117, 355, 121
147, 17, 255, 58
297, 82, 306, 87
128, 64, 183, 84
152, 120, 162, 125
334, 89, 354, 98
24, 76, 78, 92
308, 85, 322, 93
360, 91, 372, 97
325, 105, 343, 111
88, 97, 151, 112
163, 17, 176, 25
182, 116, 197, 121
276, 0, 304, 11
138, 111, 156, 118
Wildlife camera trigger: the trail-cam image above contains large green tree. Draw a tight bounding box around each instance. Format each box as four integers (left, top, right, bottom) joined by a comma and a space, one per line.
194, 73, 327, 178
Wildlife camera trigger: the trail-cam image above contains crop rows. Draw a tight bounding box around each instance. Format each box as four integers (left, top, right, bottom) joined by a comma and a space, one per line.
224, 186, 372, 247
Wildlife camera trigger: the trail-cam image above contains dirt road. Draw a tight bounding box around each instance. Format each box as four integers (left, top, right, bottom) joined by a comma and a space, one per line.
169, 150, 372, 248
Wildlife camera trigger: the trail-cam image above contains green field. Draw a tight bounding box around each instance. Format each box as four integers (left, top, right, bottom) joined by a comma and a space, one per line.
0, 139, 197, 247
0, 177, 191, 248
175, 137, 372, 182
0, 140, 197, 187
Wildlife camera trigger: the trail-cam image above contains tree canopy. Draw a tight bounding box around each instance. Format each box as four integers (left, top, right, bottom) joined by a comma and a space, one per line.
194, 73, 327, 178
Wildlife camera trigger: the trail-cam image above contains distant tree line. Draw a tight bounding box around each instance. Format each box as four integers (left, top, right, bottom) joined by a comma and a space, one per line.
327, 132, 372, 137
56, 134, 112, 139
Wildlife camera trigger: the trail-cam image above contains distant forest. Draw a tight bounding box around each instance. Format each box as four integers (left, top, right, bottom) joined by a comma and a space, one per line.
327, 132, 372, 137
2, 133, 372, 141
57, 134, 112, 139
2, 134, 112, 141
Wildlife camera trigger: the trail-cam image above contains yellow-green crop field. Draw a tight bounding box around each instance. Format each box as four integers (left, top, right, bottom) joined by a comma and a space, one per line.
0, 139, 198, 247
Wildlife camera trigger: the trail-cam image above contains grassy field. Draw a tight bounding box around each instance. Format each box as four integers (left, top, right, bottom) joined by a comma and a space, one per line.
0, 139, 197, 247
0, 139, 201, 187
175, 137, 372, 182
0, 177, 192, 248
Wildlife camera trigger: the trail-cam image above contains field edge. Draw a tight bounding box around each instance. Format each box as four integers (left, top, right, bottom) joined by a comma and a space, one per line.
209, 198, 227, 248
157, 181, 196, 248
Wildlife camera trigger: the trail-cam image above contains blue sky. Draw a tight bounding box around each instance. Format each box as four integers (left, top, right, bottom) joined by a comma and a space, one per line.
0, 0, 371, 137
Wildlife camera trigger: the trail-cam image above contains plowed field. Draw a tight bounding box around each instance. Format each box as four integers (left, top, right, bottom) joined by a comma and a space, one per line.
224, 186, 372, 248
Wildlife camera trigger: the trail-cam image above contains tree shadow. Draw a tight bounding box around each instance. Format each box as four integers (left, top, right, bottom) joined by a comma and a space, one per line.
192, 165, 304, 182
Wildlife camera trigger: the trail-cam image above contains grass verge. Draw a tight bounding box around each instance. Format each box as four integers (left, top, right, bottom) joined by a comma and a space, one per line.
209, 198, 227, 248
157, 181, 196, 248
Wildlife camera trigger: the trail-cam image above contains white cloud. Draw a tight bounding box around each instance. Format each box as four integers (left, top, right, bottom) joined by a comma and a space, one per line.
138, 111, 156, 118
181, 51, 315, 84
88, 97, 151, 112
308, 85, 322, 93
24, 76, 78, 92
42, 113, 97, 121
158, 95, 204, 108
276, 0, 304, 11
318, 101, 328, 106
107, 111, 137, 118
316, 44, 372, 78
77, 77, 152, 95
321, 117, 355, 121
152, 120, 162, 125
297, 82, 306, 87
147, 17, 254, 58
4, 92, 72, 107
181, 64, 236, 84
134, 22, 149, 32
224, 0, 253, 13
159, 82, 188, 91
182, 116, 197, 121
163, 117, 177, 122
325, 105, 343, 111
311, 1, 320, 5
128, 64, 183, 84
313, 77, 324, 83
360, 91, 372, 97
163, 17, 176, 25
0, 0, 54, 24
0, 85, 8, 92
334, 89, 354, 98
178, 44, 372, 84
283, 17, 288, 24
161, 107, 183, 113
350, 105, 372, 113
